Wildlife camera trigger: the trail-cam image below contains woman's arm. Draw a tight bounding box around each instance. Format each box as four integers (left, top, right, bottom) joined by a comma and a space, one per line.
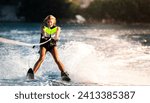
54, 27, 61, 41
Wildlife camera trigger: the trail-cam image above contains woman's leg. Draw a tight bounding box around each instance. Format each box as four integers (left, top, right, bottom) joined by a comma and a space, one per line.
33, 47, 46, 73
51, 46, 65, 72
51, 46, 70, 81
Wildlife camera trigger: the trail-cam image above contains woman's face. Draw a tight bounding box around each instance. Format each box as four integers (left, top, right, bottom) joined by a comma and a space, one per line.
47, 17, 55, 27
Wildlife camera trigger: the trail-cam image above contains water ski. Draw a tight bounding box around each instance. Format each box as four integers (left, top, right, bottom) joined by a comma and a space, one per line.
61, 76, 71, 82
26, 68, 34, 79
61, 72, 71, 82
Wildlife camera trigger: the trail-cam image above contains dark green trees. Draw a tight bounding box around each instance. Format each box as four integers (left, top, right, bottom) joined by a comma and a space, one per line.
85, 0, 150, 23
17, 0, 78, 22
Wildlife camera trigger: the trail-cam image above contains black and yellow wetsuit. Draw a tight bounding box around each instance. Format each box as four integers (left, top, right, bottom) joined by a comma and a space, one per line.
40, 26, 58, 52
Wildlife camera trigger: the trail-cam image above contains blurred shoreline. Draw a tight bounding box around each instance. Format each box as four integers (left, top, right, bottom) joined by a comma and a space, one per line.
1, 0, 150, 24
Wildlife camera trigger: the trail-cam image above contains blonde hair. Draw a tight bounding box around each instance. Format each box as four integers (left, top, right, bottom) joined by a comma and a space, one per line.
43, 15, 56, 26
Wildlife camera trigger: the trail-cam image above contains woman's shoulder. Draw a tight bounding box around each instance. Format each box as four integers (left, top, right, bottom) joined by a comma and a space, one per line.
56, 26, 61, 31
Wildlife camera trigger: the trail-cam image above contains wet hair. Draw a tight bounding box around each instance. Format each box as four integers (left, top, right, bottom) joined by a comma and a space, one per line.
43, 15, 56, 26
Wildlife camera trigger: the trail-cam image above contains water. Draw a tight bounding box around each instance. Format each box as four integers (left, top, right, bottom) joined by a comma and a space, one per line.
0, 23, 150, 86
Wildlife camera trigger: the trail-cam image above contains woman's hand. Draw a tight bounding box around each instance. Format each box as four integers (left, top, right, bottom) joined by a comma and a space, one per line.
42, 36, 50, 40
53, 36, 59, 41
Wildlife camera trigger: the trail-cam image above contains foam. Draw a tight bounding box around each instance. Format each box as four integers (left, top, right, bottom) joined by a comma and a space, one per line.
1, 27, 150, 85
60, 39, 150, 85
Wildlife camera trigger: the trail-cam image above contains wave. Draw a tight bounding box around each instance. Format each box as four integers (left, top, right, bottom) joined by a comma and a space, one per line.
0, 25, 150, 85
1, 36, 150, 85
60, 39, 150, 85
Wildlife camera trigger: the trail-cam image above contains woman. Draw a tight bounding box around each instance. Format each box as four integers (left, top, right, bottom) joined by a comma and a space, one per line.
33, 15, 70, 81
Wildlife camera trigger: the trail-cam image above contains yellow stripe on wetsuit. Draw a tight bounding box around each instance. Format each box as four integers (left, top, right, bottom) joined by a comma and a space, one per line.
43, 26, 57, 35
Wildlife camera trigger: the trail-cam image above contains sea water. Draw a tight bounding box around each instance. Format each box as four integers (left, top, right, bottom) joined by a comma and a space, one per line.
0, 23, 150, 86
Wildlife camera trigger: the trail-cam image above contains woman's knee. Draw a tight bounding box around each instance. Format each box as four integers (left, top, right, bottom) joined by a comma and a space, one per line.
54, 58, 61, 64
39, 55, 45, 62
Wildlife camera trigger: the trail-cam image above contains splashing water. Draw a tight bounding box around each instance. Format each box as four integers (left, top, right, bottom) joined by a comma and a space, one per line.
61, 39, 150, 85
0, 23, 150, 85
